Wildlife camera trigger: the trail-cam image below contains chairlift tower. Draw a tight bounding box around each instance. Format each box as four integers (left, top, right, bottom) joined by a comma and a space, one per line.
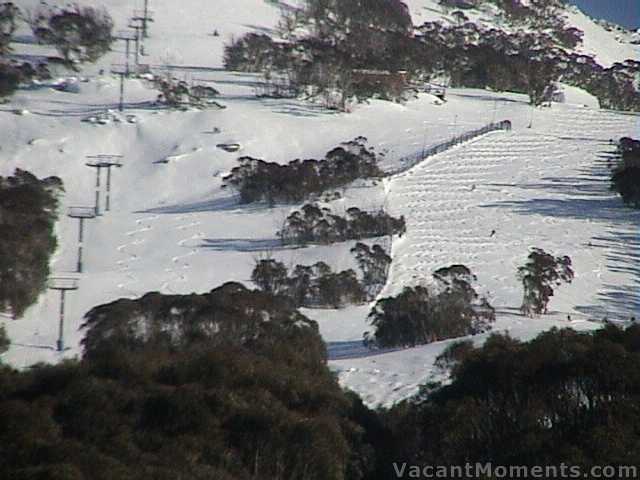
128, 19, 144, 67
67, 207, 96, 273
134, 2, 154, 39
86, 155, 124, 216
110, 64, 128, 111
47, 277, 79, 352
115, 31, 136, 77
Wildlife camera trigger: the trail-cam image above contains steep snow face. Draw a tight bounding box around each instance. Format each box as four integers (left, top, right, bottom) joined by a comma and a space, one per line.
1, 0, 639, 407
404, 0, 638, 68
564, 6, 639, 67
332, 97, 640, 407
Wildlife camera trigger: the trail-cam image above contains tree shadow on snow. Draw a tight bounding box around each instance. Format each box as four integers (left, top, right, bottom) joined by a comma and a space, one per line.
199, 237, 296, 253
326, 341, 402, 361
138, 196, 280, 215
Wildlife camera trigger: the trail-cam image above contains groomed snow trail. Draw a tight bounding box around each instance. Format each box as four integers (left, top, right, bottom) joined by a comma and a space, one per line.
385, 106, 639, 319
330, 105, 639, 407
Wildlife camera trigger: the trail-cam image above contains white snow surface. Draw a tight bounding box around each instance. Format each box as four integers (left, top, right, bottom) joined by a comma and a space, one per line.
1, 0, 639, 407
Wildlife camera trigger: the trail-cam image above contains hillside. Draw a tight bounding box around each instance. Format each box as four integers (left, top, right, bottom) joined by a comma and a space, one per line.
1, 0, 639, 407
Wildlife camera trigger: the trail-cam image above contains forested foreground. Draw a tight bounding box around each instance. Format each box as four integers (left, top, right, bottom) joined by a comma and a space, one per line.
2, 285, 640, 478
0, 284, 384, 480
383, 325, 640, 473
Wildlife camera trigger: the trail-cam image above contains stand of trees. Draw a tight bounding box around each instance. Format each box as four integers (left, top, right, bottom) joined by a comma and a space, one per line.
368, 265, 495, 347
384, 325, 640, 471
278, 204, 405, 246
223, 137, 381, 204
0, 169, 63, 319
29, 4, 114, 68
351, 242, 392, 298
0, 283, 381, 480
225, 0, 415, 109
225, 0, 639, 111
251, 243, 391, 308
153, 75, 220, 108
611, 137, 640, 208
518, 248, 574, 316
252, 259, 366, 308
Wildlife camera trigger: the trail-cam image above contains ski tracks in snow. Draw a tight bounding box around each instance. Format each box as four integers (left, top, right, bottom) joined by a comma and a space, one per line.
115, 215, 159, 297
115, 212, 206, 295
160, 214, 205, 293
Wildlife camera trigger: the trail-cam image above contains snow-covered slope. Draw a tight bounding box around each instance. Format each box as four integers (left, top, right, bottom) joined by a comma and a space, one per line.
563, 5, 639, 67
1, 0, 639, 407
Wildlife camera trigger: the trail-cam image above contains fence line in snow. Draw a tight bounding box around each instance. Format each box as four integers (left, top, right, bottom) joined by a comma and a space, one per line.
386, 119, 512, 176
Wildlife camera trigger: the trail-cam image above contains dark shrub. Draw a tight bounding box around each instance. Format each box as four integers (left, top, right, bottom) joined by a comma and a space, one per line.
0, 170, 63, 318
369, 265, 494, 348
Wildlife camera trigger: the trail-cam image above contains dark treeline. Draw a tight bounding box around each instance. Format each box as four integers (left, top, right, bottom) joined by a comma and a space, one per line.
225, 0, 640, 110
0, 169, 63, 318
252, 259, 366, 308
384, 325, 640, 472
611, 136, 640, 208
416, 22, 640, 110
223, 137, 382, 204
367, 265, 495, 347
0, 283, 382, 480
278, 203, 405, 245
251, 242, 391, 308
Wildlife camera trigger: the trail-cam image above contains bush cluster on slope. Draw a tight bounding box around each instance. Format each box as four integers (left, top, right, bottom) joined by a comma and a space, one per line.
251, 243, 391, 308
611, 137, 640, 208
252, 259, 366, 308
0, 283, 380, 480
153, 74, 220, 108
278, 203, 405, 245
351, 242, 392, 298
223, 137, 382, 204
0, 169, 63, 319
368, 265, 495, 347
385, 326, 640, 470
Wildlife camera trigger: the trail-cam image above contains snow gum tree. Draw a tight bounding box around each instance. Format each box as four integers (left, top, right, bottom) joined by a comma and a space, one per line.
30, 4, 113, 67
0, 170, 63, 319
518, 248, 574, 316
